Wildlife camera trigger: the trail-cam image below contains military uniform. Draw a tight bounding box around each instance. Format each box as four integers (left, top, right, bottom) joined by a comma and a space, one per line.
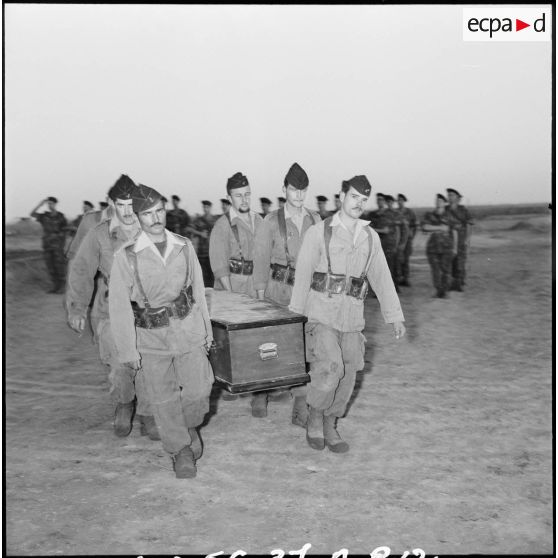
192, 213, 217, 287
421, 209, 454, 297
166, 208, 191, 238
368, 208, 400, 285
290, 176, 404, 453
66, 207, 111, 260
66, 215, 155, 423
398, 206, 417, 285
209, 207, 263, 297
446, 204, 473, 289
34, 210, 68, 291
109, 226, 214, 476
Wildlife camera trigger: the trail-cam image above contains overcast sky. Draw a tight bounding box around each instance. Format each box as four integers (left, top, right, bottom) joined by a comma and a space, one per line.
4, 4, 552, 221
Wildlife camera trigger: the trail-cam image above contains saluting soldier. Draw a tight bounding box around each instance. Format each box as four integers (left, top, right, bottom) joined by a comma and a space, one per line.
30, 196, 68, 293
396, 193, 417, 287
108, 184, 214, 479
66, 175, 157, 439
190, 200, 217, 287
446, 187, 474, 291
421, 193, 454, 298
253, 162, 321, 422
290, 176, 405, 453
368, 193, 401, 291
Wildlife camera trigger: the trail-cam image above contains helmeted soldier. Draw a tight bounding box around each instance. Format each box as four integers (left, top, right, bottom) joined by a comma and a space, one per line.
66, 175, 158, 439
290, 175, 405, 453
421, 194, 454, 298
30, 196, 68, 293
108, 184, 214, 479
253, 162, 321, 422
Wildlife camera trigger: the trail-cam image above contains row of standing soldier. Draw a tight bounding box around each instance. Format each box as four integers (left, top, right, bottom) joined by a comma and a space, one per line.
39, 166, 471, 479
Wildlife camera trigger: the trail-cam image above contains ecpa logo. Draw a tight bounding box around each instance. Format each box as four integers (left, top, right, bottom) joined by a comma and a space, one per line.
463, 8, 551, 41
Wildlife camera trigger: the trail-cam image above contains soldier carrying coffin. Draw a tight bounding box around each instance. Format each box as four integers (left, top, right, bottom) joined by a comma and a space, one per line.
108, 184, 214, 479
289, 175, 405, 453
253, 162, 321, 423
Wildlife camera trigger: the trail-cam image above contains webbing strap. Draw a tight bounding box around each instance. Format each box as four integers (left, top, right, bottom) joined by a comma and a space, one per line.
277, 208, 293, 266
125, 243, 192, 309
323, 217, 374, 278
225, 211, 243, 261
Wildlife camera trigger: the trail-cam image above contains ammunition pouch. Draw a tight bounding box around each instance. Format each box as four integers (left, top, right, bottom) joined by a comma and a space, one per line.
229, 257, 253, 276
310, 271, 369, 300
270, 262, 296, 286
132, 285, 195, 329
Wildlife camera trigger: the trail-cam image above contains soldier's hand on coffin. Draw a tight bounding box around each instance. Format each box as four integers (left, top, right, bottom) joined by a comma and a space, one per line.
68, 314, 86, 334
392, 321, 406, 340
124, 360, 141, 370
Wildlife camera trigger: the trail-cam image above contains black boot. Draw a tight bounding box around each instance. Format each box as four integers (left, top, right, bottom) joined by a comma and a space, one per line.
138, 415, 160, 441
291, 395, 308, 428
113, 401, 135, 437
172, 446, 197, 479
251, 392, 268, 418
323, 415, 349, 453
306, 406, 325, 450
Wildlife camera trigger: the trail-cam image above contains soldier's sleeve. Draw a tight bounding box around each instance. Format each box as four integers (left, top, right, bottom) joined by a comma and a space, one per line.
288, 224, 321, 315
65, 228, 101, 319
186, 241, 213, 344
253, 215, 274, 292
366, 229, 405, 324
66, 212, 96, 260
108, 249, 140, 364
209, 217, 231, 280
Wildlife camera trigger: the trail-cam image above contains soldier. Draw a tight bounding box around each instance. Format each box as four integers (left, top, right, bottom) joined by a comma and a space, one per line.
333, 193, 342, 213
108, 184, 214, 479
220, 198, 231, 215
396, 193, 417, 287
190, 200, 217, 287
66, 175, 157, 439
253, 162, 321, 422
259, 197, 272, 218
289, 175, 405, 453
316, 195, 331, 220
277, 196, 286, 209
209, 172, 264, 407
68, 201, 95, 237
421, 194, 454, 298
446, 188, 474, 291
368, 193, 401, 291
166, 195, 191, 238
99, 201, 109, 210
30, 196, 68, 293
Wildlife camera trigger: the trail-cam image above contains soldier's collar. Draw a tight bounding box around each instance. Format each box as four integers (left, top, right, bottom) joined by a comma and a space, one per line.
133, 229, 186, 253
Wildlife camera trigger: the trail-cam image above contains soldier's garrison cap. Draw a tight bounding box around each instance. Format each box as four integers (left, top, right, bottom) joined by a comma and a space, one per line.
316, 195, 328, 202
342, 175, 372, 197
108, 174, 137, 202
220, 198, 231, 205
446, 187, 462, 198
285, 162, 309, 190
397, 193, 407, 202
260, 197, 272, 205
47, 196, 58, 203
202, 200, 212, 207
132, 184, 163, 213
437, 193, 447, 202
227, 172, 249, 191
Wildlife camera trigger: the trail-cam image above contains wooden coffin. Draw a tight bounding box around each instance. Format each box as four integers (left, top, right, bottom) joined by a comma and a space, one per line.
206, 289, 309, 394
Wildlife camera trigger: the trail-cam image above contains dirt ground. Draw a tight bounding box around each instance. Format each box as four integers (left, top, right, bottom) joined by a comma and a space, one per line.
5, 213, 553, 556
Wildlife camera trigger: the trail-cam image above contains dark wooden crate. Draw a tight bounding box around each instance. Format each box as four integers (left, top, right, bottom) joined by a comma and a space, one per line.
207, 289, 309, 393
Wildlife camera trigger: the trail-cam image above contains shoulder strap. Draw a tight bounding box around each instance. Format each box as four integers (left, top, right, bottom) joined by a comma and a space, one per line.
361, 226, 375, 279
125, 246, 151, 308
323, 217, 333, 274
310, 211, 320, 225
225, 211, 243, 260
277, 208, 293, 266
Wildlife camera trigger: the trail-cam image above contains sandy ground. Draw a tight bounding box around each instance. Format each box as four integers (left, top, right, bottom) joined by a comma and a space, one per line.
5, 213, 553, 556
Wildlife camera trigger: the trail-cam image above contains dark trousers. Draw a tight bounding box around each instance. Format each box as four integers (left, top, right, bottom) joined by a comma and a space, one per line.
198, 256, 214, 288
428, 250, 453, 294
451, 247, 467, 287
44, 247, 66, 288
